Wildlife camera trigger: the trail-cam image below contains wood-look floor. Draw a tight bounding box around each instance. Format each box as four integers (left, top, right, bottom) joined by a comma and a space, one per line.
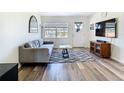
19, 52, 124, 81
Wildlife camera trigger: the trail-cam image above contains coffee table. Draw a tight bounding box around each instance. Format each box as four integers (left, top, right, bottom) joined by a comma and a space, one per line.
59, 45, 72, 58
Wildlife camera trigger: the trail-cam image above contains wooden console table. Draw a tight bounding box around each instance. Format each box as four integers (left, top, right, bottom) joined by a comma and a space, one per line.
90, 41, 111, 58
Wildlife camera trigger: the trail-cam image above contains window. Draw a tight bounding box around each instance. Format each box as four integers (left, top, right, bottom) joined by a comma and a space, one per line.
43, 23, 68, 38
44, 28, 56, 38
57, 28, 68, 38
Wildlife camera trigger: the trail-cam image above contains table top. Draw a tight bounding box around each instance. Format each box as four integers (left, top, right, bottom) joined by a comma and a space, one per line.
59, 45, 72, 48
0, 63, 18, 77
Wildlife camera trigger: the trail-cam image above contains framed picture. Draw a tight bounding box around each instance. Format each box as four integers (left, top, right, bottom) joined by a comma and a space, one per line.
90, 24, 94, 30
29, 15, 38, 33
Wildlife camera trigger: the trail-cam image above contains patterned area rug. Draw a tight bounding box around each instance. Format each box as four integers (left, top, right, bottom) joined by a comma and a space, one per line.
50, 48, 96, 63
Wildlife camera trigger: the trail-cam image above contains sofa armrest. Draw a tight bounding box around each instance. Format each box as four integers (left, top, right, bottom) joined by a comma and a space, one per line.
19, 47, 49, 63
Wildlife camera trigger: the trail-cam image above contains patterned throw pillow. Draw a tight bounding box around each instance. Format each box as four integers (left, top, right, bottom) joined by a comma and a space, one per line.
24, 42, 35, 48
38, 39, 43, 47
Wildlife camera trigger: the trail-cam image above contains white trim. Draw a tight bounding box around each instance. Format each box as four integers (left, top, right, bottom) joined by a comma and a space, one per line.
44, 23, 68, 28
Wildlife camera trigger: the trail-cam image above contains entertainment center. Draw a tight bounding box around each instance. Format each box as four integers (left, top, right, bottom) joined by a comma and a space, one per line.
90, 41, 111, 58
90, 18, 117, 58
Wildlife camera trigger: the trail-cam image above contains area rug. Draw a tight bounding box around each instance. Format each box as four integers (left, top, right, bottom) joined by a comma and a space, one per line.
50, 48, 96, 63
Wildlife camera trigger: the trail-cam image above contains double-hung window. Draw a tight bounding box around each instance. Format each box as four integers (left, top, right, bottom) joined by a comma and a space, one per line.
43, 23, 68, 38
44, 28, 56, 38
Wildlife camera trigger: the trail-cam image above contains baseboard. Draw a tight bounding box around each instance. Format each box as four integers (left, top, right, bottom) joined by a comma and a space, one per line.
54, 46, 90, 49
111, 57, 124, 64
72, 47, 89, 48
18, 63, 22, 71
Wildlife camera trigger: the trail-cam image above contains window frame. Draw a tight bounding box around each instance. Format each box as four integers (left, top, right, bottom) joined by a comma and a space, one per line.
43, 27, 68, 39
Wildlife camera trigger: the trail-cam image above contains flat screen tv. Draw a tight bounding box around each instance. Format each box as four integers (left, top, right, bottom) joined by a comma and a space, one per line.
95, 18, 117, 38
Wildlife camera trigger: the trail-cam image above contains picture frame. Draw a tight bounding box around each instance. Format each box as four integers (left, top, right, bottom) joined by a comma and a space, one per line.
29, 15, 38, 33
90, 24, 94, 30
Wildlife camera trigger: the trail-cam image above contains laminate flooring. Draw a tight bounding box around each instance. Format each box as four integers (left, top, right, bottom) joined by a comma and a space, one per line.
19, 49, 124, 81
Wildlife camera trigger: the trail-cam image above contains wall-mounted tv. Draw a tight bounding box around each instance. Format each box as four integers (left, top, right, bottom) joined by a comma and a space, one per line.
95, 18, 117, 38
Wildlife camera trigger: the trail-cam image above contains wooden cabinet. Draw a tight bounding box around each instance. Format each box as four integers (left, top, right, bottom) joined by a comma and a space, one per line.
90, 41, 111, 58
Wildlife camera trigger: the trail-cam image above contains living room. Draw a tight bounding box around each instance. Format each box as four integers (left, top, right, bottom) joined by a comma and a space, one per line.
0, 12, 124, 81
1, 0, 124, 93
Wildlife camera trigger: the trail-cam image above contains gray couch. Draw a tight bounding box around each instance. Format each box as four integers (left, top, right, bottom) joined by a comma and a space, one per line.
19, 39, 54, 63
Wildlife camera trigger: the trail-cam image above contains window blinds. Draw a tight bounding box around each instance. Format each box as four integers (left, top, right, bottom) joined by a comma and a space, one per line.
44, 23, 68, 28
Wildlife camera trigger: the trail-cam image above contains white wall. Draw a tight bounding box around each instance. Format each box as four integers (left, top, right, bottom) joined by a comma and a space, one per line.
41, 16, 90, 48
0, 13, 41, 63
90, 12, 124, 63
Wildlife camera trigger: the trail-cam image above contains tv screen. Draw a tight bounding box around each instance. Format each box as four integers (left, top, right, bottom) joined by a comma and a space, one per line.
95, 18, 117, 38
95, 23, 105, 37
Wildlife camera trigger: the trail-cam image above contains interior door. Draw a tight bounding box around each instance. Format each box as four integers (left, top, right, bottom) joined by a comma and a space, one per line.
72, 25, 83, 47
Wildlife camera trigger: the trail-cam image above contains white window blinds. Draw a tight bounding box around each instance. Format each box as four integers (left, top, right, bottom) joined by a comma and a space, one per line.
43, 23, 68, 38
44, 23, 68, 28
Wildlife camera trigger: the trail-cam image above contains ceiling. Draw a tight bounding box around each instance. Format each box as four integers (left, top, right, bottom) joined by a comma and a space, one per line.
40, 12, 95, 16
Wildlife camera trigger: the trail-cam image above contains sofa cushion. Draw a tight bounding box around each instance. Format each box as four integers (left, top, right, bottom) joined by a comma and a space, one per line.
33, 40, 40, 48
38, 39, 43, 47
40, 44, 54, 56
